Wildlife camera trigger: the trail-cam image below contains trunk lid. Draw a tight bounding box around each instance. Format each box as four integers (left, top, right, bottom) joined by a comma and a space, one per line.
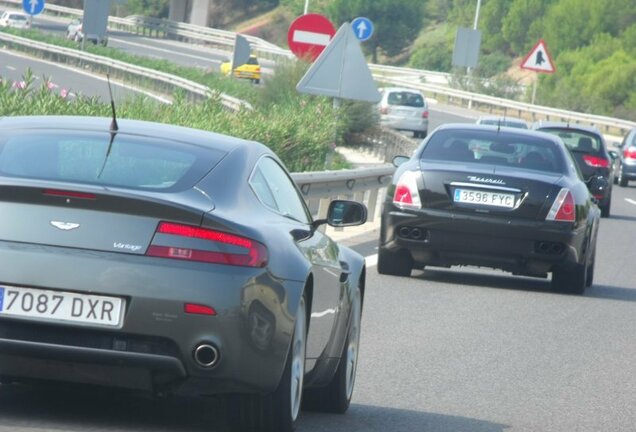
0, 182, 212, 255
418, 161, 563, 220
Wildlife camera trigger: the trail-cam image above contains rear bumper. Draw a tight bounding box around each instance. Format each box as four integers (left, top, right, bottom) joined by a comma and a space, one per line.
380, 116, 428, 133
0, 241, 304, 395
380, 207, 588, 274
621, 160, 636, 179
233, 71, 260, 80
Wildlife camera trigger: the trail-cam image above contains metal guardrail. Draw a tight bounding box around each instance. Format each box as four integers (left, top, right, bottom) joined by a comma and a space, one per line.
0, 32, 251, 111
376, 75, 636, 135
292, 165, 394, 222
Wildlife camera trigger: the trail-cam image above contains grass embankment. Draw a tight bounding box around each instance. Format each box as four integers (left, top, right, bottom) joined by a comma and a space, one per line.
0, 28, 350, 171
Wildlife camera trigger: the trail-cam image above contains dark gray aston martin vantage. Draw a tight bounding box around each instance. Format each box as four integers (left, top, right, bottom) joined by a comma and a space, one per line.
379, 124, 601, 294
0, 116, 367, 432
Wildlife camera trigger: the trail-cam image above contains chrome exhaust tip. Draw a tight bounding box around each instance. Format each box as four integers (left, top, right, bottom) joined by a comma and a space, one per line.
193, 343, 220, 368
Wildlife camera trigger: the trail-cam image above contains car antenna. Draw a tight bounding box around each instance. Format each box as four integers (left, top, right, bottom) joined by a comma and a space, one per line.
107, 74, 118, 132
97, 74, 118, 178
497, 118, 502, 133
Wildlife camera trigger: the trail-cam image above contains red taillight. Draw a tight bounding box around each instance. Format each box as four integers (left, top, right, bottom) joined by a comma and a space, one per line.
624, 147, 636, 159
582, 155, 609, 168
146, 222, 268, 268
422, 111, 429, 119
546, 188, 576, 222
184, 303, 216, 316
393, 171, 422, 210
380, 107, 388, 115
43, 189, 96, 200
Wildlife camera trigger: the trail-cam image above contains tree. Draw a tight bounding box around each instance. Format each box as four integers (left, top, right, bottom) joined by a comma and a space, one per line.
327, 0, 425, 63
501, 0, 548, 55
479, 0, 511, 54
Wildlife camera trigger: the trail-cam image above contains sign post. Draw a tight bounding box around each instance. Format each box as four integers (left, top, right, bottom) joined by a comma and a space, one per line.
520, 39, 556, 104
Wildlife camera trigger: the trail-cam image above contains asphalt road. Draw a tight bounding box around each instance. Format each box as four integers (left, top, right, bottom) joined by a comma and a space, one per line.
1, 13, 636, 432
30, 13, 269, 73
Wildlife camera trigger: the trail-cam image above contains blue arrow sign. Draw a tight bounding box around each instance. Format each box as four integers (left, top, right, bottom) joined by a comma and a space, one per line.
351, 17, 374, 42
23, 0, 45, 15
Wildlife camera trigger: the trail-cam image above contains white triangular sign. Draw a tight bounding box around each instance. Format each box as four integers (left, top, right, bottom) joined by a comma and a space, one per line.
520, 39, 556, 74
296, 22, 381, 103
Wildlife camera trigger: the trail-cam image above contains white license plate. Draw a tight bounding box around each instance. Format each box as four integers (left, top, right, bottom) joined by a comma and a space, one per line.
0, 285, 124, 327
453, 188, 515, 208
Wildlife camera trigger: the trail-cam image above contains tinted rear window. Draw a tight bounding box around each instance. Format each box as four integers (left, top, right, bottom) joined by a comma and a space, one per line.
420, 129, 565, 174
0, 131, 226, 191
538, 128, 602, 154
10, 14, 27, 20
247, 57, 259, 65
387, 91, 425, 108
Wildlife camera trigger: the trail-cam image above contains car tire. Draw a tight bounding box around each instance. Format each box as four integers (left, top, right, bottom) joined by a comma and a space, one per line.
303, 284, 361, 414
600, 194, 611, 218
618, 168, 628, 187
227, 294, 307, 432
377, 247, 413, 277
552, 264, 586, 294
253, 79, 260, 84
585, 249, 595, 288
552, 259, 587, 295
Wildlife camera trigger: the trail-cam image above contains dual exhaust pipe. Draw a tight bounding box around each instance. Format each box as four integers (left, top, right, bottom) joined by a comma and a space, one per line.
535, 241, 564, 255
193, 343, 220, 368
399, 226, 425, 241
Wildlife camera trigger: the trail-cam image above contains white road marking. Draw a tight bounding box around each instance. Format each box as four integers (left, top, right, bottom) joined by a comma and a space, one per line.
311, 308, 336, 318
626, 198, 636, 206
6, 66, 16, 71
293, 30, 331, 46
365, 254, 378, 268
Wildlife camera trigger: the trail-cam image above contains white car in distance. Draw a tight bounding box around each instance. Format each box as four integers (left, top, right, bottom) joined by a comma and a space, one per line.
0, 11, 31, 29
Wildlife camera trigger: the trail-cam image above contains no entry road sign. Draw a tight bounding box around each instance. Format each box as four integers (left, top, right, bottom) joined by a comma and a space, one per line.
288, 14, 336, 62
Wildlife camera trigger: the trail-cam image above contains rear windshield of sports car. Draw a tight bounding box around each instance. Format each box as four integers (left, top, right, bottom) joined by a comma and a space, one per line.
537, 128, 603, 155
0, 130, 225, 191
420, 129, 566, 174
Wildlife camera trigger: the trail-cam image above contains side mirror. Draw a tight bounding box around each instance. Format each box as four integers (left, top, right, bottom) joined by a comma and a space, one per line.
392, 155, 409, 167
608, 150, 618, 160
587, 175, 609, 196
327, 200, 367, 227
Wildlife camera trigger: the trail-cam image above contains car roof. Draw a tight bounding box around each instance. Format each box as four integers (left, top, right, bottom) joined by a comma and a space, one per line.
0, 115, 265, 154
532, 121, 603, 136
433, 123, 564, 144
381, 87, 424, 92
